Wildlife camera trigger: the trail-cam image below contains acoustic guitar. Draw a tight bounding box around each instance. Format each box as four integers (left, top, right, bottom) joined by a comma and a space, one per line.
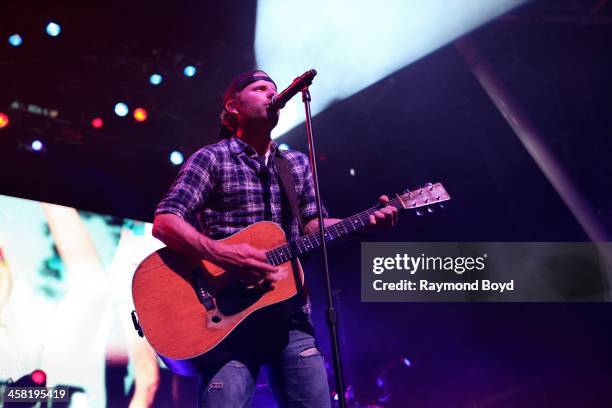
131, 183, 450, 375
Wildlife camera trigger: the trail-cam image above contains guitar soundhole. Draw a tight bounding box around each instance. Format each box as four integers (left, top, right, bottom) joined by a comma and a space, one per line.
211, 316, 221, 323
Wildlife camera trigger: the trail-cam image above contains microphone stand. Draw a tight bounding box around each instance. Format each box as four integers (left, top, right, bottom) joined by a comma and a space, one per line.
301, 87, 347, 408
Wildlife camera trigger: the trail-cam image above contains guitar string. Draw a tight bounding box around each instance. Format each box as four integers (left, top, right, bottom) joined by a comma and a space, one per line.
266, 195, 407, 265
267, 196, 410, 265
267, 204, 375, 265
266, 188, 443, 265
266, 187, 439, 264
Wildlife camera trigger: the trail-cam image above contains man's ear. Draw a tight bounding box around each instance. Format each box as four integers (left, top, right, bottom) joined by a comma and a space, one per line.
225, 99, 238, 115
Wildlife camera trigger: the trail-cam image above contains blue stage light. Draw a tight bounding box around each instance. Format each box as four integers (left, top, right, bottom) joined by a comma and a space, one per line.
8, 34, 23, 47
149, 74, 163, 85
114, 103, 129, 117
46, 22, 61, 37
183, 65, 196, 77
31, 140, 43, 151
170, 151, 184, 165
278, 143, 289, 150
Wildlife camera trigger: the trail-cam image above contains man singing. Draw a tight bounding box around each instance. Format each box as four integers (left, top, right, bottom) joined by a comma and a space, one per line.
152, 70, 398, 407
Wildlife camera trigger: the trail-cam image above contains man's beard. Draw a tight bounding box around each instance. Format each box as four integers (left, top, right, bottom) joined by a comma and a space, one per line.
242, 114, 278, 132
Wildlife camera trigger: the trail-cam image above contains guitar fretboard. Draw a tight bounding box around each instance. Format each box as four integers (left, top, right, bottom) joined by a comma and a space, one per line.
265, 197, 404, 266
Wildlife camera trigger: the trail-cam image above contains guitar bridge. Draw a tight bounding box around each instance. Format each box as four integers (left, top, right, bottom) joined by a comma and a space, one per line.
192, 268, 216, 311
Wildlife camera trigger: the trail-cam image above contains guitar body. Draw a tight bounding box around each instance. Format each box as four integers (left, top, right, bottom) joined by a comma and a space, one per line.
131, 221, 304, 376
132, 182, 451, 376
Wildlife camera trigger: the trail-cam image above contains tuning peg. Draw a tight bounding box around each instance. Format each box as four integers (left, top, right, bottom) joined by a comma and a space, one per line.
415, 210, 424, 216
427, 207, 435, 213
437, 203, 445, 210
424, 182, 433, 189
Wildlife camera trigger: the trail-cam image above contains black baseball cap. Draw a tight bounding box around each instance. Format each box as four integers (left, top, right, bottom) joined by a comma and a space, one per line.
219, 70, 277, 139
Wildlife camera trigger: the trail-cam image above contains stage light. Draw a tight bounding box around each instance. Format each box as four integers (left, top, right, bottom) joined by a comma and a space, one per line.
91, 117, 103, 128
31, 369, 47, 385
183, 65, 196, 77
349, 168, 356, 176
46, 22, 61, 37
402, 357, 412, 367
278, 143, 289, 150
31, 140, 43, 151
13, 369, 47, 387
114, 103, 128, 117
0, 113, 9, 128
170, 150, 183, 166
149, 74, 163, 85
133, 108, 148, 122
256, 0, 527, 138
8, 33, 23, 47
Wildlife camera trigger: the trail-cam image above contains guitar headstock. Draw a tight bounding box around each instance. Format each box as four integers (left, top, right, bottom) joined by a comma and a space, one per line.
396, 182, 450, 213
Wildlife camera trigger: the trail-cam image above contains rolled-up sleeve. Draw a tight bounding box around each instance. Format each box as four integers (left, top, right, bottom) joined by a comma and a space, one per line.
155, 148, 217, 220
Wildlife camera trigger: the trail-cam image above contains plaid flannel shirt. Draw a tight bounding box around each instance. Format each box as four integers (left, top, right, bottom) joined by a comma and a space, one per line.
155, 136, 328, 242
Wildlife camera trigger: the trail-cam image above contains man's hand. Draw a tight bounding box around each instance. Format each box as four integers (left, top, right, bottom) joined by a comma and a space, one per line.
153, 213, 287, 286
303, 218, 342, 235
206, 240, 287, 286
368, 195, 399, 229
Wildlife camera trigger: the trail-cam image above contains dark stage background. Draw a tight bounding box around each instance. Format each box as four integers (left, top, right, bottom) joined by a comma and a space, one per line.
1, 0, 612, 406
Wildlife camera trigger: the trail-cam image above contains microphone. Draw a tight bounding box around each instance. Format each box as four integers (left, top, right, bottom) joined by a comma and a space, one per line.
270, 69, 317, 110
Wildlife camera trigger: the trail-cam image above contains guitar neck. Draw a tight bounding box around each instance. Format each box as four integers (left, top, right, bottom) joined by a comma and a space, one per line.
264, 183, 450, 266
265, 199, 399, 265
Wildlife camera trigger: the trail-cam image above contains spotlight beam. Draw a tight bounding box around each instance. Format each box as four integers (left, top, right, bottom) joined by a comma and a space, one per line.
255, 0, 529, 139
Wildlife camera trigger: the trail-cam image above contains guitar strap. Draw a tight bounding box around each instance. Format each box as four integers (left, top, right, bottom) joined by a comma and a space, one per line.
275, 154, 304, 236
275, 153, 307, 300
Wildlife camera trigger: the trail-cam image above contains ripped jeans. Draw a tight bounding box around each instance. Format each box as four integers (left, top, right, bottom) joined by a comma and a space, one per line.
198, 317, 331, 408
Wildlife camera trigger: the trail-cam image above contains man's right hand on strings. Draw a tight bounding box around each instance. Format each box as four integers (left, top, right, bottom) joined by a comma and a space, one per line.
207, 240, 287, 286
